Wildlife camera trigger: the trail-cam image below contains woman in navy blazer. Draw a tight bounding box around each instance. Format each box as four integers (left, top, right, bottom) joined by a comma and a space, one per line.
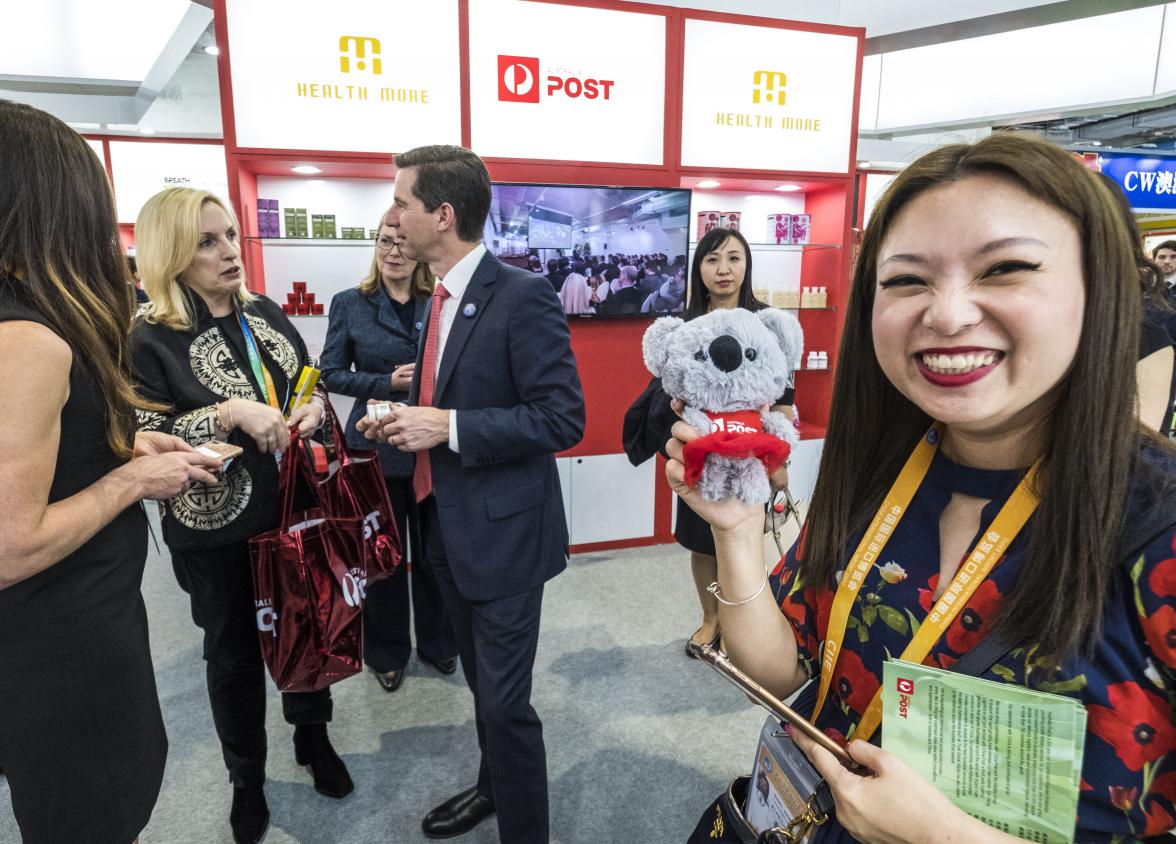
321, 226, 457, 692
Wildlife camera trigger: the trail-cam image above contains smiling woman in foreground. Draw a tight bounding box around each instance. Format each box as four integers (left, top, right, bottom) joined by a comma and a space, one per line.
667, 133, 1176, 842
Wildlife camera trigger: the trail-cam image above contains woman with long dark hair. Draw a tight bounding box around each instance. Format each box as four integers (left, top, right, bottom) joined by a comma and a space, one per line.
321, 220, 457, 694
0, 100, 221, 843
668, 134, 1176, 840
623, 226, 793, 655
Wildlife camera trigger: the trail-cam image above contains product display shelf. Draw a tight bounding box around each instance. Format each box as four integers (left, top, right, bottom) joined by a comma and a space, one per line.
247, 237, 376, 246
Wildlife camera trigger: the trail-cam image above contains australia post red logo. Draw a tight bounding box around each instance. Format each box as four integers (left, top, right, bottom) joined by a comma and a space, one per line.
497, 55, 615, 103
896, 677, 914, 719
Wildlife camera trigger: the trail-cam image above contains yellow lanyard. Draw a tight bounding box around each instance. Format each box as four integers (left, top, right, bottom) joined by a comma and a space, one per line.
811, 423, 1041, 742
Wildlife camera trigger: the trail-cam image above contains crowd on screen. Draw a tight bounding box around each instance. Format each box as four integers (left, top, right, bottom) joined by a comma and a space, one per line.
527, 249, 687, 316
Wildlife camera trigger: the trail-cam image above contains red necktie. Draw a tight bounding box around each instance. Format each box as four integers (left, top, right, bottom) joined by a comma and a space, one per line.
413, 283, 450, 502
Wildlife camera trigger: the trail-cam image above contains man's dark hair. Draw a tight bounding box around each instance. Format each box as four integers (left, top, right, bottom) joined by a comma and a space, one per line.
1152, 239, 1176, 258
394, 145, 491, 242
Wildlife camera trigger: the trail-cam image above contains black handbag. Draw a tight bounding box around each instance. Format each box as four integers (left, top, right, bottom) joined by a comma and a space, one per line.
621, 375, 676, 467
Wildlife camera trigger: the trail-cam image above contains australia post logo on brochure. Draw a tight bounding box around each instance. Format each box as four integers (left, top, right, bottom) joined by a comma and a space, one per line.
497, 55, 615, 104
896, 677, 915, 719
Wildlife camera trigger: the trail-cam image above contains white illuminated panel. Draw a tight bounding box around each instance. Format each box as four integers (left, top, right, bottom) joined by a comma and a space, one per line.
1156, 4, 1176, 96
858, 54, 881, 133
225, 0, 462, 153
680, 19, 859, 174
84, 138, 105, 165
875, 6, 1163, 131
468, 0, 665, 164
109, 142, 228, 224
0, 0, 191, 82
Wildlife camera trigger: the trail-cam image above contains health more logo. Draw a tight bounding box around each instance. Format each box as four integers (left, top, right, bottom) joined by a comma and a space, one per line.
340, 36, 382, 74
752, 70, 787, 105
497, 55, 615, 104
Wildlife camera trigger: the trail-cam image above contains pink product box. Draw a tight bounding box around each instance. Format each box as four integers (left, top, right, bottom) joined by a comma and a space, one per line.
267, 199, 279, 211
721, 212, 741, 231
790, 213, 811, 245
697, 211, 721, 240
767, 214, 792, 245
268, 211, 281, 237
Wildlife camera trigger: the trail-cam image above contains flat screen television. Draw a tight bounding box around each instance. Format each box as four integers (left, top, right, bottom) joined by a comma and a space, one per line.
482, 183, 691, 318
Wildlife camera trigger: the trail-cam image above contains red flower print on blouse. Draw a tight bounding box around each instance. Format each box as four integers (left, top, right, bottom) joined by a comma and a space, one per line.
833, 649, 879, 716
1143, 771, 1176, 836
1143, 603, 1176, 668
781, 596, 819, 660
918, 574, 940, 614
1087, 682, 1176, 772
945, 580, 1002, 653
1109, 785, 1138, 811
1150, 553, 1176, 599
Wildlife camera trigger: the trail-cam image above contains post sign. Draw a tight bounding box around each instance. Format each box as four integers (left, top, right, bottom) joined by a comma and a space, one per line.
224, 0, 462, 153
468, 0, 666, 165
680, 19, 859, 174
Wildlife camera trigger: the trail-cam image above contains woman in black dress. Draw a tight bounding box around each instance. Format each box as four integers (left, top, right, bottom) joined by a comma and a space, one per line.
0, 101, 221, 844
321, 224, 457, 693
131, 187, 349, 844
625, 228, 794, 654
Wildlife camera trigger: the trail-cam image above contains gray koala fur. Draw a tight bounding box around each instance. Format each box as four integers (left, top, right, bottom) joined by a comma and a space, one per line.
642, 308, 803, 505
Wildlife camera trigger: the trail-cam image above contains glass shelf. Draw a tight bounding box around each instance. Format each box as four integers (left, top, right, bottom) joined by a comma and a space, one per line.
247, 237, 375, 247
688, 241, 841, 251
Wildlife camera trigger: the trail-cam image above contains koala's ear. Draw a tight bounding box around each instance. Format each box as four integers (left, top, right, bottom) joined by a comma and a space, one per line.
642, 316, 684, 376
757, 309, 804, 371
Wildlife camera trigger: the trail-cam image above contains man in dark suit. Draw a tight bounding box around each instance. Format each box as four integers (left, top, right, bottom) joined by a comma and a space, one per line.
358, 145, 584, 843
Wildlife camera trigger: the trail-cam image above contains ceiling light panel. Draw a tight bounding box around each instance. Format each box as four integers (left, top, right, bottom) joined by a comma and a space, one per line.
0, 0, 192, 82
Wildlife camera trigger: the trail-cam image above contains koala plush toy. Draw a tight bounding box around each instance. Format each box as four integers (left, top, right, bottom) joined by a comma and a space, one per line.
643, 308, 803, 505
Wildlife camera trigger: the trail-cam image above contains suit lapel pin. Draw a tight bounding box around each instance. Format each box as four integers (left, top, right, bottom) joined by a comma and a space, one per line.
463, 303, 477, 318
414, 321, 423, 330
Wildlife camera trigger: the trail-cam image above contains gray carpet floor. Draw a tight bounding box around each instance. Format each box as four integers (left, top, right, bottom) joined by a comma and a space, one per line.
0, 521, 768, 843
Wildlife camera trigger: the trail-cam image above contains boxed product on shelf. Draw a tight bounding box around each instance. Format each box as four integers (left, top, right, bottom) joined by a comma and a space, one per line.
312, 214, 324, 239
324, 215, 337, 239
721, 211, 741, 231
283, 208, 296, 238
790, 213, 811, 245
369, 229, 379, 238
696, 211, 721, 240
312, 304, 324, 315
294, 209, 308, 238
753, 287, 770, 304
782, 289, 801, 309
767, 213, 792, 245
769, 290, 788, 309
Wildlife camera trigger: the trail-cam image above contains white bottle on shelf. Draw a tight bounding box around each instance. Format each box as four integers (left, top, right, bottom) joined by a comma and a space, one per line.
818, 287, 827, 308
818, 351, 828, 369
805, 351, 816, 370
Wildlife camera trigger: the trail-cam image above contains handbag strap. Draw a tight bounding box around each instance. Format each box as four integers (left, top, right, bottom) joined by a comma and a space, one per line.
278, 427, 327, 531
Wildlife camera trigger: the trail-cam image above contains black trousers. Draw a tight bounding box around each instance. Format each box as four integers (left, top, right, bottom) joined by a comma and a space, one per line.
422, 497, 550, 844
363, 477, 456, 673
171, 539, 332, 788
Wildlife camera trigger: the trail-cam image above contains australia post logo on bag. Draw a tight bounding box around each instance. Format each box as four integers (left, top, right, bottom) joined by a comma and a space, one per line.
896, 677, 915, 719
497, 55, 615, 104
341, 567, 367, 608
255, 599, 277, 635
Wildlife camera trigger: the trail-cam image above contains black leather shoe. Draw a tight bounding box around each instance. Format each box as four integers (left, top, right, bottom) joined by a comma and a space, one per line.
685, 629, 721, 658
230, 783, 269, 844
421, 655, 458, 675
421, 786, 495, 839
293, 724, 354, 799
372, 666, 404, 692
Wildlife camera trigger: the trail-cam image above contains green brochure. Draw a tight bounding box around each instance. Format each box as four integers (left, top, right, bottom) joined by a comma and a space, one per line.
881, 659, 1085, 843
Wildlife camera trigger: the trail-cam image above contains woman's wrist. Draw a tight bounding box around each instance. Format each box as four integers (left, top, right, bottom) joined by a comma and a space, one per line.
214, 399, 235, 435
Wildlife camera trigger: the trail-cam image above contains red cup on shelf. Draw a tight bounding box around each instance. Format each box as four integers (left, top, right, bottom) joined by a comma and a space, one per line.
296, 303, 310, 315
292, 281, 307, 294
312, 304, 324, 315
302, 292, 316, 306
282, 304, 295, 315
286, 292, 300, 305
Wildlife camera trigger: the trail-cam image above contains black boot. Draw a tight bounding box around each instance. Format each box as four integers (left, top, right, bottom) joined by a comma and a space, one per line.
292, 723, 354, 798
230, 783, 269, 844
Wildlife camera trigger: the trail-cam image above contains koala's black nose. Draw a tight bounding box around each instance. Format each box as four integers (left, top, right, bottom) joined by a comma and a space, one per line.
708, 335, 743, 373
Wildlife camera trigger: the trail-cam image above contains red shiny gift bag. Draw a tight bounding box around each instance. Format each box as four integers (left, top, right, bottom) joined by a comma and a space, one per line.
249, 433, 366, 692
316, 400, 403, 585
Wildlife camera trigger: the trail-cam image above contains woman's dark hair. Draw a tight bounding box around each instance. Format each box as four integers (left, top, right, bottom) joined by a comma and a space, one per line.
683, 227, 766, 321
0, 100, 157, 459
802, 132, 1156, 663
393, 145, 491, 242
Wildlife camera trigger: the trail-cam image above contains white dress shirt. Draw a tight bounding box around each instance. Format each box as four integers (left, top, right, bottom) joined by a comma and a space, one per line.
433, 243, 486, 453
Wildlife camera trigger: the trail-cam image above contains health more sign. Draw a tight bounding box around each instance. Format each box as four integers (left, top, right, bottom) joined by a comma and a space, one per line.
225, 0, 461, 153
680, 19, 859, 174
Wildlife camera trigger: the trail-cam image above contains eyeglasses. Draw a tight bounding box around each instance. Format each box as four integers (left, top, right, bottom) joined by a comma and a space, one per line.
376, 236, 400, 252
